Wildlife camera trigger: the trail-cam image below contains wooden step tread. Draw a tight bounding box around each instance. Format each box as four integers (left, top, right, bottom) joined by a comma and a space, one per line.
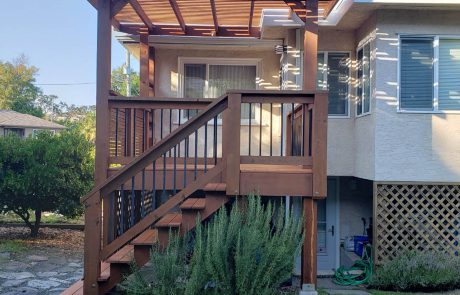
203, 183, 227, 192
98, 262, 111, 282
180, 198, 206, 210
106, 244, 134, 264
240, 164, 312, 174
155, 213, 182, 228
132, 229, 158, 246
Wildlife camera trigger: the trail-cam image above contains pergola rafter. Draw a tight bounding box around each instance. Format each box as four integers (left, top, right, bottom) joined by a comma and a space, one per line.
128, 0, 154, 32
248, 0, 255, 32
168, 0, 186, 32
210, 0, 219, 35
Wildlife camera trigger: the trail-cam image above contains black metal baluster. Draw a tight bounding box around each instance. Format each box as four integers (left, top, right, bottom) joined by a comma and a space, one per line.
291, 103, 294, 156
131, 176, 135, 227
133, 109, 137, 156
178, 110, 181, 157
124, 108, 129, 157
169, 109, 172, 157
152, 160, 156, 211
142, 110, 145, 151
270, 103, 273, 157
119, 184, 124, 235
173, 145, 177, 195
309, 109, 313, 157
213, 115, 217, 165
162, 152, 166, 199
248, 103, 252, 156
141, 169, 145, 218
302, 104, 306, 157
187, 110, 191, 156
151, 109, 155, 146
280, 103, 284, 156
184, 136, 188, 188
194, 128, 198, 180
160, 109, 164, 140
259, 103, 262, 156
204, 122, 208, 173
115, 108, 119, 157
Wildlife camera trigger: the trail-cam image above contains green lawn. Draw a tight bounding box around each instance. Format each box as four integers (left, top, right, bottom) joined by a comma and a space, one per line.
0, 240, 28, 253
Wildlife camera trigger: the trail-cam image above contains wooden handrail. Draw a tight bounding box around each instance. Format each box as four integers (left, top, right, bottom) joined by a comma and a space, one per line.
108, 96, 214, 109
81, 93, 228, 204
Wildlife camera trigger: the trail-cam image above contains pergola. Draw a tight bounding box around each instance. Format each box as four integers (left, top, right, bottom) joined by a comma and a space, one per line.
89, 0, 337, 37
88, 1, 337, 292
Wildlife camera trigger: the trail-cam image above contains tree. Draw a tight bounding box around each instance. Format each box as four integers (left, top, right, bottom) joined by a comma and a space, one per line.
0, 130, 94, 237
0, 55, 44, 117
111, 65, 140, 96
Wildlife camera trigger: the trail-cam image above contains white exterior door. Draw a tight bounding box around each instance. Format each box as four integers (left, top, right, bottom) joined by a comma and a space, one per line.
317, 178, 339, 273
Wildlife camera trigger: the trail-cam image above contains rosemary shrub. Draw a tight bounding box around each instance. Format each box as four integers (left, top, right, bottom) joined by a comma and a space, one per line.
122, 195, 304, 295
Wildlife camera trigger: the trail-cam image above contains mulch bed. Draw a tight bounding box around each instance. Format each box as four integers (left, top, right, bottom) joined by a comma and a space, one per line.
0, 226, 84, 253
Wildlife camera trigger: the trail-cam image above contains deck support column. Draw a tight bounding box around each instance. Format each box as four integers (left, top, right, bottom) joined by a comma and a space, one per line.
301, 0, 324, 288
140, 30, 154, 96
84, 0, 111, 294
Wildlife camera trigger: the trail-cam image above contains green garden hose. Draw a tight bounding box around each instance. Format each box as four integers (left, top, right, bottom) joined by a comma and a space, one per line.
332, 245, 373, 286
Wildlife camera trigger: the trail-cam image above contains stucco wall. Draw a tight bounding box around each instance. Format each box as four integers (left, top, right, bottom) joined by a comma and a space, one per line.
318, 29, 357, 177
374, 10, 460, 182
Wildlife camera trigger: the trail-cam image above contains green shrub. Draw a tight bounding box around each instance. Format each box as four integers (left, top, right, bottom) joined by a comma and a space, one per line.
369, 251, 460, 292
122, 195, 304, 295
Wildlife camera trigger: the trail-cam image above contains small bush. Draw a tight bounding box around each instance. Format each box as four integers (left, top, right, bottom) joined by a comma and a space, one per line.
122, 195, 304, 295
369, 251, 460, 292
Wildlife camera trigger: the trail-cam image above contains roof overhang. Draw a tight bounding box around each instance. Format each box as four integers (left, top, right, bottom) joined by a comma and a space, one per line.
321, 0, 460, 29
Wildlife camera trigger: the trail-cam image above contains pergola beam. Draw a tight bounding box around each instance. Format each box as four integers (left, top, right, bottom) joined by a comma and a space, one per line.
128, 0, 154, 32
210, 0, 219, 34
118, 24, 260, 37
168, 0, 186, 32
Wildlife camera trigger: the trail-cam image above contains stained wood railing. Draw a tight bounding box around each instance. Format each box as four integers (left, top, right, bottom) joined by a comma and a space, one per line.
82, 90, 326, 293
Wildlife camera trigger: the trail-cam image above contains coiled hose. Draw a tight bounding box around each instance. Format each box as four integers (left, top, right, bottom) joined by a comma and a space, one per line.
333, 244, 373, 286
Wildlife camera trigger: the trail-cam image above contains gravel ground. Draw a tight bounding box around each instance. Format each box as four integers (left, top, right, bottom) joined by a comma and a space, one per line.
0, 227, 84, 295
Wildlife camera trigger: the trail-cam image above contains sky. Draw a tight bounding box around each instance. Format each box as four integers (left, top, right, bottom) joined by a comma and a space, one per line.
0, 0, 138, 106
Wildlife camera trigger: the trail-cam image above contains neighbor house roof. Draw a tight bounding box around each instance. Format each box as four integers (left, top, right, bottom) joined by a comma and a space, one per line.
0, 110, 66, 129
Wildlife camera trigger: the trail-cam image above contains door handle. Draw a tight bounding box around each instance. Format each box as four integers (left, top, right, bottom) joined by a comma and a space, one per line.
328, 225, 335, 236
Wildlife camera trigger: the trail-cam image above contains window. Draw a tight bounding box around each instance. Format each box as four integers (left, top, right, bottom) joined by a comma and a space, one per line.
357, 42, 371, 116
181, 59, 258, 120
317, 52, 351, 117
33, 129, 56, 138
400, 36, 460, 112
4, 128, 25, 137
400, 38, 434, 110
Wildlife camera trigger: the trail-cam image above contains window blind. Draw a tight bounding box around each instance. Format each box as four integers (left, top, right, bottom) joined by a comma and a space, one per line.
400, 38, 434, 110
439, 39, 460, 110
328, 53, 350, 116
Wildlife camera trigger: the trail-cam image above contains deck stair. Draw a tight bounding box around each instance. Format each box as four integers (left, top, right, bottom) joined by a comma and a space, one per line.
62, 184, 229, 295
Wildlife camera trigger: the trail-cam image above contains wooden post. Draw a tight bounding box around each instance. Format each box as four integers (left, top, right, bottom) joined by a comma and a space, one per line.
301, 0, 323, 288
149, 46, 155, 97
140, 30, 150, 96
222, 93, 241, 195
303, 0, 318, 91
302, 198, 318, 285
84, 0, 111, 293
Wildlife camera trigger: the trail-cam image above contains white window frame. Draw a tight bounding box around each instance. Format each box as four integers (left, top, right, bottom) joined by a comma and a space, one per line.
398, 34, 460, 114
356, 40, 372, 118
178, 57, 262, 125
33, 129, 56, 138
318, 51, 352, 119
